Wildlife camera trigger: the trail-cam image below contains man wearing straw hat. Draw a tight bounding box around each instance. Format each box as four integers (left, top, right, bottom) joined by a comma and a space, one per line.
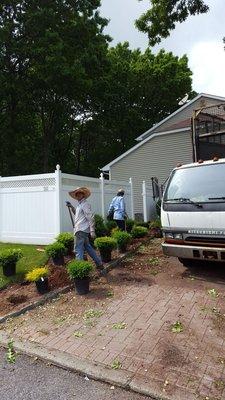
68, 187, 103, 269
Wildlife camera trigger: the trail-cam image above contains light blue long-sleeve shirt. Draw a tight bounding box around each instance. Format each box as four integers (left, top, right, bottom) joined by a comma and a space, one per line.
108, 196, 125, 220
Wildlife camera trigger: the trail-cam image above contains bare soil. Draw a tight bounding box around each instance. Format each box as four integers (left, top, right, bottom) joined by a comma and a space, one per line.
0, 235, 152, 318
0, 238, 185, 327
0, 264, 70, 317
3, 234, 225, 326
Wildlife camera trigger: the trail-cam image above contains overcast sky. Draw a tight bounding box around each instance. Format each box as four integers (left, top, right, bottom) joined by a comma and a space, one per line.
100, 0, 225, 97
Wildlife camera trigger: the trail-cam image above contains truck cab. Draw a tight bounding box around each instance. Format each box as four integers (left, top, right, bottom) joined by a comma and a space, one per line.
161, 158, 225, 265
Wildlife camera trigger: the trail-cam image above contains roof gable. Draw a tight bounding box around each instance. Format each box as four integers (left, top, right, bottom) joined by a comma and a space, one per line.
136, 93, 225, 141
101, 93, 225, 171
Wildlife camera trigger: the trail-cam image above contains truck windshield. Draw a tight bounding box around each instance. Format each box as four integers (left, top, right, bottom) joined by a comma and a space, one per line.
164, 163, 225, 203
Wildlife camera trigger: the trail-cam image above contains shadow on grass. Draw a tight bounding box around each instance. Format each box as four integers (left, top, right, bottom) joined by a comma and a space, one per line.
0, 243, 48, 289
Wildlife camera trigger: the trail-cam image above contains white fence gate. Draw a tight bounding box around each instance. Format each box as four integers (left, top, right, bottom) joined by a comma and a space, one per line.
0, 166, 134, 245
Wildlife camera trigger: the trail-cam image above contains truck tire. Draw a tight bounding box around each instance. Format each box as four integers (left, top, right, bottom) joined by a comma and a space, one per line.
178, 258, 200, 268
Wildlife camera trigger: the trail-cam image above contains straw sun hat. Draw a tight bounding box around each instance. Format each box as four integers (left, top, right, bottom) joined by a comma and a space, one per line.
69, 187, 91, 200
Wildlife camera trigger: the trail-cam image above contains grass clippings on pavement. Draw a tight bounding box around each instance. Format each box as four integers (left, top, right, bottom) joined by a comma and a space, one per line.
112, 322, 126, 330
171, 321, 184, 333
111, 360, 122, 370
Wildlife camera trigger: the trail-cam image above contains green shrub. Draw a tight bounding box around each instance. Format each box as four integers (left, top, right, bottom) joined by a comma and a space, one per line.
94, 237, 117, 251
67, 260, 93, 279
94, 214, 107, 237
45, 242, 66, 258
26, 267, 49, 282
135, 221, 149, 229
0, 249, 23, 267
56, 232, 74, 249
131, 226, 148, 238
125, 219, 136, 233
112, 231, 132, 251
105, 220, 117, 234
111, 227, 119, 236
149, 218, 161, 229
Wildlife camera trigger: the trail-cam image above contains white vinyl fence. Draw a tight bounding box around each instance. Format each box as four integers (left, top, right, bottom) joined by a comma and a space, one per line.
0, 166, 134, 245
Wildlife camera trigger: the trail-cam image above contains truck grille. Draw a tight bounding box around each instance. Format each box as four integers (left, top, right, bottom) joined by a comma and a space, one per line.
185, 236, 225, 245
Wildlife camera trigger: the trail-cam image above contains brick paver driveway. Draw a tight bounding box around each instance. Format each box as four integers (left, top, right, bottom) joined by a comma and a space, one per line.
2, 239, 225, 400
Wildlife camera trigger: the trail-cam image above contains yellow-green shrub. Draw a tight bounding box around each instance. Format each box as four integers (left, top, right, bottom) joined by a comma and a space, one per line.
26, 267, 49, 282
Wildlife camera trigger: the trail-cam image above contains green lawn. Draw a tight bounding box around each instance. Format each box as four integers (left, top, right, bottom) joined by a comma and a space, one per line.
0, 243, 48, 289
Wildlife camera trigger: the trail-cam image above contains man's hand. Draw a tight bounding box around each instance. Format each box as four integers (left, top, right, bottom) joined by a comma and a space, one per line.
66, 201, 75, 215
90, 231, 96, 239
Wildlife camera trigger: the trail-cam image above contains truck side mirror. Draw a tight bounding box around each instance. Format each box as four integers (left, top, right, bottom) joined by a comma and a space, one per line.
151, 177, 160, 200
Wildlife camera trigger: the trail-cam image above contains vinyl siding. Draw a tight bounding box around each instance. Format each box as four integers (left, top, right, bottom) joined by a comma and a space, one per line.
110, 130, 193, 214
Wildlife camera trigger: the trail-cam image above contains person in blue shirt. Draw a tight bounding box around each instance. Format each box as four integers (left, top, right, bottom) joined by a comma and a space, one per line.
108, 189, 126, 231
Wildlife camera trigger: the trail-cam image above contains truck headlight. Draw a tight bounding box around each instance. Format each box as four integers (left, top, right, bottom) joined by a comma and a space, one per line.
173, 233, 183, 240
165, 232, 174, 239
164, 232, 183, 240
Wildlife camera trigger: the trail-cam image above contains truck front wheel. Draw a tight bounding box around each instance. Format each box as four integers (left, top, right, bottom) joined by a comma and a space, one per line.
178, 258, 201, 268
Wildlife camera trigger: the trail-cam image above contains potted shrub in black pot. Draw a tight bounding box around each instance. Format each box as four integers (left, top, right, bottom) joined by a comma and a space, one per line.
149, 218, 162, 238
131, 225, 148, 238
0, 249, 23, 277
94, 237, 117, 262
112, 231, 132, 253
94, 214, 107, 237
105, 220, 117, 235
125, 219, 136, 233
45, 242, 66, 266
67, 260, 93, 295
26, 267, 49, 294
56, 232, 74, 255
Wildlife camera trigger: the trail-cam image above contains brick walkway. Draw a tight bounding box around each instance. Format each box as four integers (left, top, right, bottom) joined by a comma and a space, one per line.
2, 242, 225, 400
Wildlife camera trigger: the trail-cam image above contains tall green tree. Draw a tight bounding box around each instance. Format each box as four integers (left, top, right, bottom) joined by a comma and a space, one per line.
77, 42, 194, 176
0, 2, 195, 178
136, 0, 209, 45
0, 0, 110, 175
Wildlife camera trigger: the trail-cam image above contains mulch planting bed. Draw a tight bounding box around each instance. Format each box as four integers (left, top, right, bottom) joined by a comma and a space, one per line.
0, 234, 153, 318
0, 238, 177, 327
0, 264, 71, 317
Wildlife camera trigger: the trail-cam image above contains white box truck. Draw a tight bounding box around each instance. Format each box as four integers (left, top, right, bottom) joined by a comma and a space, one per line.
161, 158, 225, 266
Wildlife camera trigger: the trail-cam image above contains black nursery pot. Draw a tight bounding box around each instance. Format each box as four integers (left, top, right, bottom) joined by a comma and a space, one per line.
118, 245, 127, 253
100, 249, 112, 263
35, 277, 49, 294
74, 277, 90, 295
3, 262, 16, 277
52, 255, 64, 266
150, 227, 162, 238
67, 244, 74, 256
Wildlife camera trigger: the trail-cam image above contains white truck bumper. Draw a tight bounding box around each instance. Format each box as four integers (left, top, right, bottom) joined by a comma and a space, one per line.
162, 243, 225, 262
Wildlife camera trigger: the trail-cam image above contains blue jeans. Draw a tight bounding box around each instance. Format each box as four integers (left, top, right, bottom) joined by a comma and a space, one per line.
114, 219, 125, 231
75, 231, 102, 267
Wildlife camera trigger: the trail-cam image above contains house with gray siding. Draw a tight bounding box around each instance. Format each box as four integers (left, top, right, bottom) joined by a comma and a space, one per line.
101, 93, 225, 219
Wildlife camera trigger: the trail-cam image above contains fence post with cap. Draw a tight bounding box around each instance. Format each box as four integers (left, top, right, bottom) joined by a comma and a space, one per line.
142, 180, 148, 222
129, 177, 134, 219
55, 164, 62, 235
99, 173, 105, 219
